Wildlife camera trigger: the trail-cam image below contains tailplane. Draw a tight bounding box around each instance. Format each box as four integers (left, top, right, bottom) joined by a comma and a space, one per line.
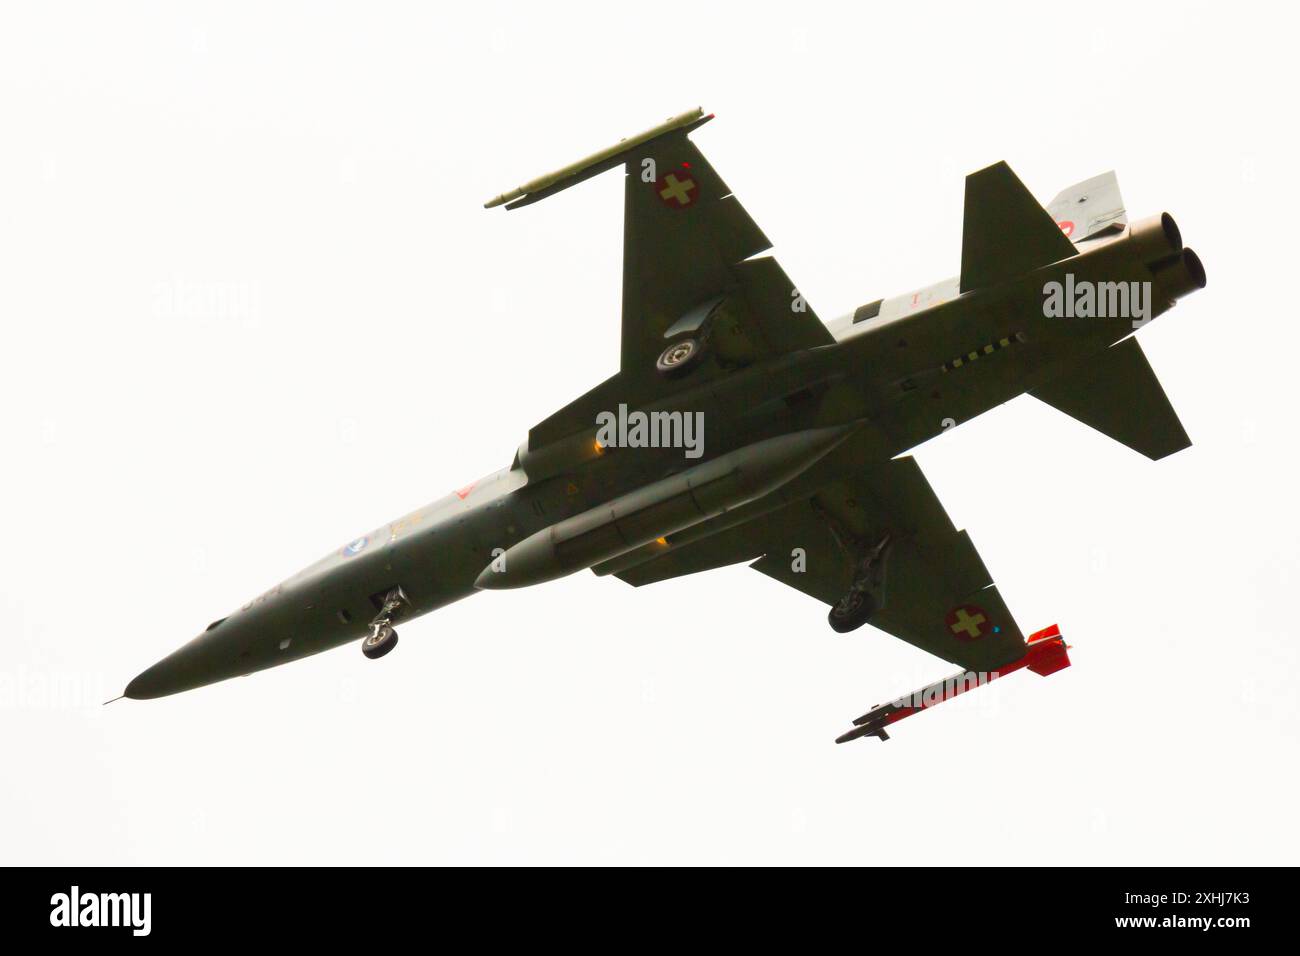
1030, 337, 1191, 460
959, 162, 1078, 292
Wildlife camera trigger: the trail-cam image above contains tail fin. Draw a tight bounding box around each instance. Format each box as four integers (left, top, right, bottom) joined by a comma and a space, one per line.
1046, 171, 1127, 243
1030, 337, 1191, 460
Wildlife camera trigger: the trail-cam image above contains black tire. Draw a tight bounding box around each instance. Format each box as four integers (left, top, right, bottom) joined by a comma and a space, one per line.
362, 626, 399, 659
656, 337, 705, 378
828, 591, 876, 634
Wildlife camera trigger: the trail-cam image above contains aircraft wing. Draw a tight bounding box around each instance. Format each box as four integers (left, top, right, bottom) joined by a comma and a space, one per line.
609, 453, 1031, 673
487, 109, 835, 447
614, 127, 834, 379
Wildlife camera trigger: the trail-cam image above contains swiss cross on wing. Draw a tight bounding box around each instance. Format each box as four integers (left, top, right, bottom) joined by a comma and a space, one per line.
654, 169, 699, 209
945, 604, 991, 641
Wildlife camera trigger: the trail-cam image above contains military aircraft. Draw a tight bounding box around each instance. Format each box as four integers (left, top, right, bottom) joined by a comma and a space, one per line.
121, 108, 1206, 742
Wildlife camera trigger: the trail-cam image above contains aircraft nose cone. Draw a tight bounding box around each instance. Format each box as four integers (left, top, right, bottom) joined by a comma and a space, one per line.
123, 600, 306, 699
123, 635, 214, 699
124, 614, 263, 699
123, 660, 175, 700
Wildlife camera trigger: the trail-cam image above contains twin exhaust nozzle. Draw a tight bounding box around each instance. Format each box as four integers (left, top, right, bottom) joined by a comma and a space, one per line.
1128, 212, 1207, 303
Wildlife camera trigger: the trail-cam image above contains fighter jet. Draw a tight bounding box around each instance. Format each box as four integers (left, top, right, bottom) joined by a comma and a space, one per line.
122, 109, 1206, 741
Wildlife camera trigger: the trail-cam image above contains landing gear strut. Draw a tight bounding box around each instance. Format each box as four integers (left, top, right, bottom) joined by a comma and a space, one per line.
362, 587, 406, 660
822, 514, 891, 634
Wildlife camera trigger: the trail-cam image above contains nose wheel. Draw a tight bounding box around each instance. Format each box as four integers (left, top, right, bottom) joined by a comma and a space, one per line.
362, 588, 406, 660
362, 625, 398, 659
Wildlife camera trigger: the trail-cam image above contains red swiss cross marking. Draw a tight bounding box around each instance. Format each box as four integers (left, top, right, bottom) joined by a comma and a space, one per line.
946, 604, 990, 641
1057, 220, 1075, 237
655, 171, 698, 208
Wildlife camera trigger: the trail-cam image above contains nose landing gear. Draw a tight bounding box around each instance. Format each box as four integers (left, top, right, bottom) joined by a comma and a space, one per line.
362, 587, 407, 660
362, 625, 398, 659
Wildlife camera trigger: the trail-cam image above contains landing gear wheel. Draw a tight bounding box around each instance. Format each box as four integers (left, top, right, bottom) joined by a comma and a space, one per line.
362, 625, 399, 659
828, 590, 877, 634
362, 587, 406, 660
656, 337, 706, 378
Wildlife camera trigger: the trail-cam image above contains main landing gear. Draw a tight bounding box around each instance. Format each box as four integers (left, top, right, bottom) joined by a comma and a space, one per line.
820, 510, 891, 634
362, 587, 406, 660
656, 297, 724, 379
656, 335, 707, 378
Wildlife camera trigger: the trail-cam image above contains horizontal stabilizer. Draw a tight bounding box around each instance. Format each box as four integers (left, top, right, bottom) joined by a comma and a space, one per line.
960, 162, 1078, 292
1030, 337, 1191, 460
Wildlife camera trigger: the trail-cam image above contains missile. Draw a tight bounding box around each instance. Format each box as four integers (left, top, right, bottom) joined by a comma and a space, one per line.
835, 625, 1071, 744
475, 425, 855, 590
484, 108, 710, 210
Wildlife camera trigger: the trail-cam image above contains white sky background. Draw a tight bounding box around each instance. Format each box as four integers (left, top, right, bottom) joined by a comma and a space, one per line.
1, 1, 1296, 865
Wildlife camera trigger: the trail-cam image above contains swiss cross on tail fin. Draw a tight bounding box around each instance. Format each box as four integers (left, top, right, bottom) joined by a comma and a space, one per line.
959, 161, 1079, 292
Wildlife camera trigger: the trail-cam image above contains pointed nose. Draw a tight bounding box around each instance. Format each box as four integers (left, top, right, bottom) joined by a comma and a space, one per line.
124, 592, 312, 699
124, 660, 179, 699
124, 632, 227, 699
124, 610, 266, 699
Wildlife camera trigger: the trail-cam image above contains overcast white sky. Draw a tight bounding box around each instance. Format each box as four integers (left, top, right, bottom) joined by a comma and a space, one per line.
2, 1, 1297, 865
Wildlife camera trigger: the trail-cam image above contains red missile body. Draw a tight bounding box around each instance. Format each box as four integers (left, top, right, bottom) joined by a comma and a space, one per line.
835, 625, 1071, 743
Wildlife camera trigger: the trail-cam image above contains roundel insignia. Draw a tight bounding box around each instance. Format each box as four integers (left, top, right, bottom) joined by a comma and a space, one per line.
342, 536, 369, 557
1057, 219, 1075, 237
945, 604, 991, 641
654, 170, 698, 208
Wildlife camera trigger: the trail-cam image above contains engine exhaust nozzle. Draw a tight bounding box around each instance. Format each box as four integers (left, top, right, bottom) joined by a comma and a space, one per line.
1128, 212, 1183, 267
1151, 247, 1207, 305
